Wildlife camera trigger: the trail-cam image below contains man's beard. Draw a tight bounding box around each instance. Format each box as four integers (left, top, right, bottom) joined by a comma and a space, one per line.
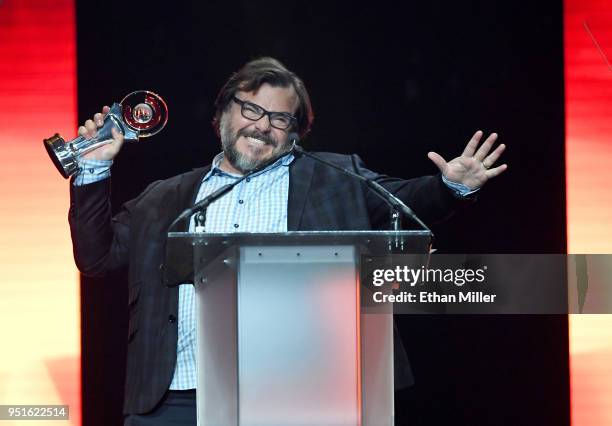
219, 115, 288, 174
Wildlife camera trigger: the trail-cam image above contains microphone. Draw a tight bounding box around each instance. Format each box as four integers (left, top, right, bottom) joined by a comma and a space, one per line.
288, 133, 431, 233
168, 143, 296, 232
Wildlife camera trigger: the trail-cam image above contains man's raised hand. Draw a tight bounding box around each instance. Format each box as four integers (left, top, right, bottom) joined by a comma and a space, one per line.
77, 106, 125, 161
427, 130, 507, 190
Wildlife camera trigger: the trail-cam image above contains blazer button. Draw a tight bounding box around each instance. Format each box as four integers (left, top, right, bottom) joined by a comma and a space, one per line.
168, 314, 177, 323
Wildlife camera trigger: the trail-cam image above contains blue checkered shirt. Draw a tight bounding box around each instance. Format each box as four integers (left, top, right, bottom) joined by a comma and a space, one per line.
74, 153, 294, 389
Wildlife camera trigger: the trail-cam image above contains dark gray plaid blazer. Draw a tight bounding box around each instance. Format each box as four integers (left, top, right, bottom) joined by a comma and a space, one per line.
69, 152, 468, 414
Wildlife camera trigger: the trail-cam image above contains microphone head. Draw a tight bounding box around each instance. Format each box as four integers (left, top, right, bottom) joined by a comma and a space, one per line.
287, 132, 303, 155
287, 132, 300, 144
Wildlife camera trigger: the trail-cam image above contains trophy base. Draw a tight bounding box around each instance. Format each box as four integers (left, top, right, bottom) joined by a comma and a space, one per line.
43, 133, 79, 179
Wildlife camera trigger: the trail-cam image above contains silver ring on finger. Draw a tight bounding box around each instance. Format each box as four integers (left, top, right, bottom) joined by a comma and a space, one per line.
482, 161, 490, 169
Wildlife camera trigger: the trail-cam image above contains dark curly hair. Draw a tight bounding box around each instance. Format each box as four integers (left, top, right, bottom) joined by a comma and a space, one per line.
212, 57, 314, 139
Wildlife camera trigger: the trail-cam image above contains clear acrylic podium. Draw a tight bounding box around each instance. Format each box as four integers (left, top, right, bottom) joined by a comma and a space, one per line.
165, 230, 432, 426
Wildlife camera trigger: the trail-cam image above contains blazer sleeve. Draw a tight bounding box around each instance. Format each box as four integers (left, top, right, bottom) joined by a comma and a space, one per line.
350, 154, 474, 229
68, 177, 161, 277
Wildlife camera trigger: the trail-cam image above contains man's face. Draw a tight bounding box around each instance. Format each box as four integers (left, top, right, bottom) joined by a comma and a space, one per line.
219, 83, 299, 174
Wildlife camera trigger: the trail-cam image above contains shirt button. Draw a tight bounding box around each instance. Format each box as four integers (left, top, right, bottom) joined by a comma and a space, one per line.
168, 314, 177, 323
234, 224, 239, 228
238, 200, 244, 204
246, 178, 251, 182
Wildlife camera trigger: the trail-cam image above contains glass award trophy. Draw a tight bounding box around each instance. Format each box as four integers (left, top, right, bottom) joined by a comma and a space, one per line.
43, 90, 168, 178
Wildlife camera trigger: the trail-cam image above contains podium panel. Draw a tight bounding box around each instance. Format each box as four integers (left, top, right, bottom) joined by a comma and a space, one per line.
165, 231, 431, 426
237, 245, 358, 425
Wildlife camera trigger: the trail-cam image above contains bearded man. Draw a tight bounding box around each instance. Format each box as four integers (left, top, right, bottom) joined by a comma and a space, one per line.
70, 57, 506, 425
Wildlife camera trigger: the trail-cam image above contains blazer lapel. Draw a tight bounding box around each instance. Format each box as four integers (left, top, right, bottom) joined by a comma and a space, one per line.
288, 156, 315, 231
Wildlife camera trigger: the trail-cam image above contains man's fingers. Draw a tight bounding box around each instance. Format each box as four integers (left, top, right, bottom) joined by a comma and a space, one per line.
485, 164, 508, 179
84, 119, 97, 135
462, 130, 483, 157
102, 105, 110, 114
93, 112, 104, 127
427, 151, 448, 173
80, 121, 96, 139
482, 143, 505, 168
474, 132, 498, 161
111, 127, 125, 145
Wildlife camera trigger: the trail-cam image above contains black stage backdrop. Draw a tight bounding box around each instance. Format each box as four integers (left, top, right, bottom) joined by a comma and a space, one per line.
76, 1, 568, 425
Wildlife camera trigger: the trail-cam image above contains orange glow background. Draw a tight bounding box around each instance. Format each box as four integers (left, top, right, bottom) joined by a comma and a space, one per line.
0, 0, 80, 424
565, 0, 612, 424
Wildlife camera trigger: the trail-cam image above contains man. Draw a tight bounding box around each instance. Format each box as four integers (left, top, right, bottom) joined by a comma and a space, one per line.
70, 57, 507, 425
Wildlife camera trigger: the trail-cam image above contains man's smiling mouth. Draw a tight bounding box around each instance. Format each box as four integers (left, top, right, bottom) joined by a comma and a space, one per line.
246, 136, 271, 146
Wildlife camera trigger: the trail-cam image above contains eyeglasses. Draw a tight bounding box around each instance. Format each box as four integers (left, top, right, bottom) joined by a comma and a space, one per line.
232, 96, 297, 130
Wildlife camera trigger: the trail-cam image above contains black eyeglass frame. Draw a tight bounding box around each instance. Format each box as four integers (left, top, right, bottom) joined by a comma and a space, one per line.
232, 96, 297, 131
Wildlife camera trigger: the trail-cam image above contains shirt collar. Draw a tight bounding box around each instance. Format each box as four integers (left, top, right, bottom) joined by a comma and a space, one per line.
203, 151, 295, 182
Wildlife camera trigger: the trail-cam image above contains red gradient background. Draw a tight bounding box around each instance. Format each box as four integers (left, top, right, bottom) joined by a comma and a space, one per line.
0, 0, 610, 424
0, 0, 80, 424
565, 0, 612, 425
